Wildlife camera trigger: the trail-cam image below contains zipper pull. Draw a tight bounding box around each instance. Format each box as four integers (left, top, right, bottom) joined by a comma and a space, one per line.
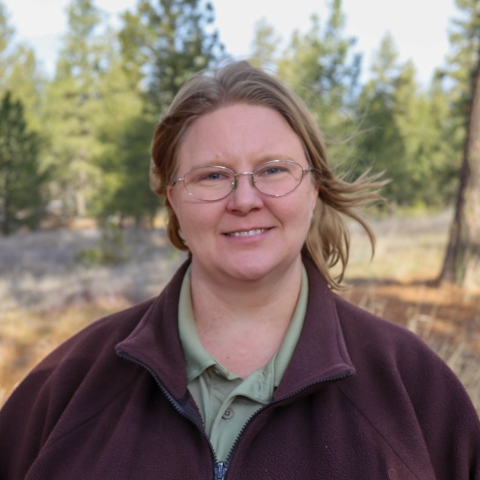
214, 461, 228, 480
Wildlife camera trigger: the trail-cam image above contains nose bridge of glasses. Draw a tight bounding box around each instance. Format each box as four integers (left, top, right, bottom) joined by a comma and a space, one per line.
233, 171, 256, 189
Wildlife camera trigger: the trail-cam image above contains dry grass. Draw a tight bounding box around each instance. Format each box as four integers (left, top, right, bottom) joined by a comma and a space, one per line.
1, 210, 479, 414
0, 303, 126, 407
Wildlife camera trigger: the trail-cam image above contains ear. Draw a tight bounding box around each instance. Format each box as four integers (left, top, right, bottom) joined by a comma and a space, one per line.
166, 185, 178, 215
309, 183, 320, 212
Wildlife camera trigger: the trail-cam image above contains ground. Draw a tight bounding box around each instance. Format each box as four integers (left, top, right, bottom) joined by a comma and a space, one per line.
0, 210, 479, 412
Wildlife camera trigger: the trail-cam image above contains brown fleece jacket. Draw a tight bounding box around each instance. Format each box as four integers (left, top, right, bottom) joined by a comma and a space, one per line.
0, 257, 479, 480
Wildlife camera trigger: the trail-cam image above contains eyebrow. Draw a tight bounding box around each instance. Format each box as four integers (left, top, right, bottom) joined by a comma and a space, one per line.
199, 154, 297, 169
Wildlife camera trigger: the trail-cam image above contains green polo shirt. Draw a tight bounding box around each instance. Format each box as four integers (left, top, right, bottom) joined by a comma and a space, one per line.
178, 265, 308, 462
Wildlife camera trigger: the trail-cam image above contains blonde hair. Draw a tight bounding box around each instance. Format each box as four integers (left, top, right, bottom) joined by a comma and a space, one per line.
150, 61, 383, 289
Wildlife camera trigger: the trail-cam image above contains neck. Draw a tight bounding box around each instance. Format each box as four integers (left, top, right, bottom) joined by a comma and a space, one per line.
190, 257, 303, 378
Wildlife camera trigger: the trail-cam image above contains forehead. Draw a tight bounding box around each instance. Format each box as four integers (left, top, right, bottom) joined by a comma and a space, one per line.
176, 103, 307, 172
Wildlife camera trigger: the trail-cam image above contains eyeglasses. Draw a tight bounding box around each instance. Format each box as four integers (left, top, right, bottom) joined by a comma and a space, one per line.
173, 160, 314, 202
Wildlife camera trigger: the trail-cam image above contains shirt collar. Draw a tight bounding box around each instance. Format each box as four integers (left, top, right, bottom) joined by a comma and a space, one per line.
178, 265, 309, 387
178, 266, 222, 382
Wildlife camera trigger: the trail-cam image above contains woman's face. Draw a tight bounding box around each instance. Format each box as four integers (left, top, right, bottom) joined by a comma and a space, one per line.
167, 103, 318, 284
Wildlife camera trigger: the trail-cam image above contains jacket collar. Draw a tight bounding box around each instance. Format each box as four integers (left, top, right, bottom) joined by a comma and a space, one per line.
116, 256, 354, 402
116, 260, 191, 400
273, 255, 354, 400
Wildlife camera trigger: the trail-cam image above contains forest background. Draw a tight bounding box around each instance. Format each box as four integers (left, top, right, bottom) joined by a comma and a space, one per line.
0, 0, 479, 412
2, 0, 478, 229
0, 0, 476, 230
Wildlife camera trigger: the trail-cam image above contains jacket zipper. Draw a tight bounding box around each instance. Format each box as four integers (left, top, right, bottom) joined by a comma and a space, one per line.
222, 370, 354, 472
214, 461, 228, 480
118, 349, 352, 480
116, 350, 228, 479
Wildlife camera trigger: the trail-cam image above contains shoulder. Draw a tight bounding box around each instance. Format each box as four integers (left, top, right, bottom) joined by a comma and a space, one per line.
0, 298, 156, 476
0, 297, 156, 403
29, 297, 156, 380
331, 292, 462, 395
0, 258, 189, 428
333, 292, 430, 357
331, 293, 480, 477
332, 292, 457, 384
0, 260, 190, 480
303, 255, 475, 413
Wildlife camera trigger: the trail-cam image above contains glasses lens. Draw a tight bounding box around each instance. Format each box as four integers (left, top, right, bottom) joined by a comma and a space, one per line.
253, 161, 304, 196
184, 166, 234, 201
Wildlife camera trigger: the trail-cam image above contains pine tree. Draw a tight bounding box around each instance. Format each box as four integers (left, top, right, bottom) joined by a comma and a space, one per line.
249, 17, 281, 69
276, 0, 361, 163
119, 0, 224, 114
0, 0, 14, 90
42, 0, 106, 218
0, 1, 43, 129
0, 92, 48, 235
93, 115, 159, 226
438, 0, 480, 287
356, 34, 458, 207
354, 33, 403, 194
43, 0, 141, 220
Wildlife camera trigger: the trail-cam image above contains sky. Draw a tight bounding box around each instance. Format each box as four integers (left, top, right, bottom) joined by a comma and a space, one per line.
2, 0, 459, 86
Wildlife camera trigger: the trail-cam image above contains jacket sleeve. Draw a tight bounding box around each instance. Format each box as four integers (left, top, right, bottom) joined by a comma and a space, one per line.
397, 333, 480, 480
0, 340, 80, 480
0, 307, 143, 480
335, 296, 480, 480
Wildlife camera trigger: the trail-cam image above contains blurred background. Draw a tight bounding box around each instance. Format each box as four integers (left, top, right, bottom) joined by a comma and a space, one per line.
0, 0, 479, 412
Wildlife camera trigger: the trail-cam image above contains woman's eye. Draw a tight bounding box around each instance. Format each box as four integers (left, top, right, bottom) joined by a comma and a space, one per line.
197, 171, 228, 182
206, 173, 222, 180
258, 166, 287, 176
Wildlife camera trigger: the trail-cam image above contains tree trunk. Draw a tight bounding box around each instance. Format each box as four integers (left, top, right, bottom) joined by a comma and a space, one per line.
1, 155, 13, 236
438, 54, 480, 287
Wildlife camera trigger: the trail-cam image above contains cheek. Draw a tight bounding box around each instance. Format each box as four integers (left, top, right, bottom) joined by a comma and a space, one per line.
277, 193, 316, 233
170, 199, 223, 242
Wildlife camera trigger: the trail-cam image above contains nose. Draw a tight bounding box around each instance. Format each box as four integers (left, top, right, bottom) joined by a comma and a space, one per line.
226, 172, 263, 214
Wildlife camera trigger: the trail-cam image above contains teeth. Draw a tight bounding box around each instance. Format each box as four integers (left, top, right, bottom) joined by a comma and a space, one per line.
227, 228, 266, 237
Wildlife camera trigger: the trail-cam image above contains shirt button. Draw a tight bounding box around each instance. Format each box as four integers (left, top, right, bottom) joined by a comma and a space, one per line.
222, 408, 234, 420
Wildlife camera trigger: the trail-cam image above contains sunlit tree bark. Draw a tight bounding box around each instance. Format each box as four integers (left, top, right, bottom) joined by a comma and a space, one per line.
439, 55, 480, 287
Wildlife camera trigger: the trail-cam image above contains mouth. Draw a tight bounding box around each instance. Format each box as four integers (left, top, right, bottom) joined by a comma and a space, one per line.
225, 228, 269, 237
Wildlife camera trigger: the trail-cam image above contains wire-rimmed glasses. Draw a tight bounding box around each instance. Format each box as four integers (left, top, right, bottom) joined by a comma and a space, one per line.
173, 160, 314, 202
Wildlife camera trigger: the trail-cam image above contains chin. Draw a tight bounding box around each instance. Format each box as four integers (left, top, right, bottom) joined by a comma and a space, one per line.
228, 265, 272, 282
223, 254, 296, 282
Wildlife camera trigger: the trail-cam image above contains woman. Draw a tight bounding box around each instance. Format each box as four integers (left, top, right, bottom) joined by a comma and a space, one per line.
0, 61, 479, 480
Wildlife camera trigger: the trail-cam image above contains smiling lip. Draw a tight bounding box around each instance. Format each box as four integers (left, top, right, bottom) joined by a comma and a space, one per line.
225, 228, 270, 237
